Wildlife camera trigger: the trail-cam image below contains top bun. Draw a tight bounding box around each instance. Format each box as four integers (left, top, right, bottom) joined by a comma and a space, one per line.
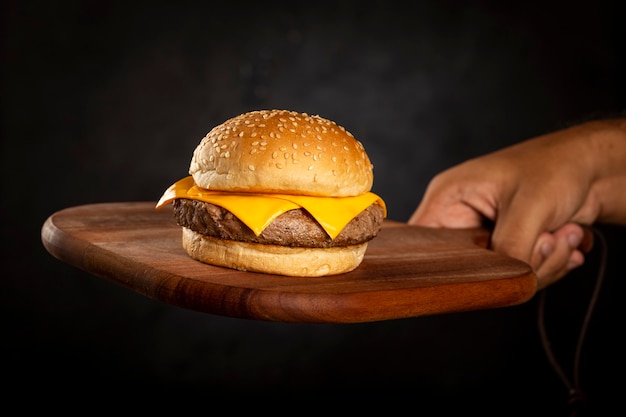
189, 109, 374, 197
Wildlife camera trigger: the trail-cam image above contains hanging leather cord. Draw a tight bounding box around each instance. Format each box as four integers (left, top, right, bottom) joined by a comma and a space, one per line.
537, 226, 608, 416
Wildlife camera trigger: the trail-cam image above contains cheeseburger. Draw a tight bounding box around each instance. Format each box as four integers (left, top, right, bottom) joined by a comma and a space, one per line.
156, 109, 386, 276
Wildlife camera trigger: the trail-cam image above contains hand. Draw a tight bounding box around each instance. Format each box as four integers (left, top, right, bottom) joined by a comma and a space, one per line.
531, 223, 587, 288
409, 123, 604, 290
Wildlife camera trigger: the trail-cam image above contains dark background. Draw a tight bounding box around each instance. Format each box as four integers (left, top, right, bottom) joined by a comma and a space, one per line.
2, 0, 625, 414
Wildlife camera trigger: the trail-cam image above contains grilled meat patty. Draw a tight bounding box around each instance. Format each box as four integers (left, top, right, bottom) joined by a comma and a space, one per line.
173, 198, 384, 248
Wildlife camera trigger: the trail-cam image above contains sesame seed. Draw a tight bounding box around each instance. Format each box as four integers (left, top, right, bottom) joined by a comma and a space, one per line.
248, 165, 255, 171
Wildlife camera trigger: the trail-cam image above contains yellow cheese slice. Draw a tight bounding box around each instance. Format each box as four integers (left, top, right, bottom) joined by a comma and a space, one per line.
156, 176, 386, 239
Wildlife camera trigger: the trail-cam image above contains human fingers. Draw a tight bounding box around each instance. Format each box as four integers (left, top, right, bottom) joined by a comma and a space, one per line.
488, 189, 553, 268
531, 223, 586, 290
409, 197, 486, 228
409, 166, 497, 228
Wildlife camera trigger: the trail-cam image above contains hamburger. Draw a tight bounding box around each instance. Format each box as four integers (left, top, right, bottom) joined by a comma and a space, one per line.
156, 109, 386, 276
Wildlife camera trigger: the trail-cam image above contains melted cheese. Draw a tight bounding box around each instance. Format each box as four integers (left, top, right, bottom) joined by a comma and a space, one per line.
156, 176, 387, 239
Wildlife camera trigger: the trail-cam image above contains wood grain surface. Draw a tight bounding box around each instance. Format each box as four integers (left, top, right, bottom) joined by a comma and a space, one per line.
41, 202, 537, 323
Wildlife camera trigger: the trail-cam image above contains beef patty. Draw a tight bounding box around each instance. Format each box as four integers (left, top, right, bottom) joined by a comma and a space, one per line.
173, 198, 384, 248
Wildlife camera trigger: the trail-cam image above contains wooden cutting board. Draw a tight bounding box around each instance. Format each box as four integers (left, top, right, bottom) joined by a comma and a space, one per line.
41, 202, 537, 323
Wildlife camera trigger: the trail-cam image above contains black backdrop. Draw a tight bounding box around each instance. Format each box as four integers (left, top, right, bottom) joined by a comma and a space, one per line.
2, 0, 625, 414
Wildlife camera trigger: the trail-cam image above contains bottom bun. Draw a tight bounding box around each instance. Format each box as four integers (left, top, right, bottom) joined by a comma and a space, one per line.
182, 227, 368, 277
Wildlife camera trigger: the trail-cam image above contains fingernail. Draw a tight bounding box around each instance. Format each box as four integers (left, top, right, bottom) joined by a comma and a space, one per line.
541, 241, 554, 257
568, 233, 582, 249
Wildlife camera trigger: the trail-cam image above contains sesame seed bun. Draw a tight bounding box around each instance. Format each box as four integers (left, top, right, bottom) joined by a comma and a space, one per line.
182, 227, 369, 277
189, 109, 374, 197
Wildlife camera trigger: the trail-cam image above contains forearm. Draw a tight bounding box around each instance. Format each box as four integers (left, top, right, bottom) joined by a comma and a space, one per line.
584, 118, 626, 225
